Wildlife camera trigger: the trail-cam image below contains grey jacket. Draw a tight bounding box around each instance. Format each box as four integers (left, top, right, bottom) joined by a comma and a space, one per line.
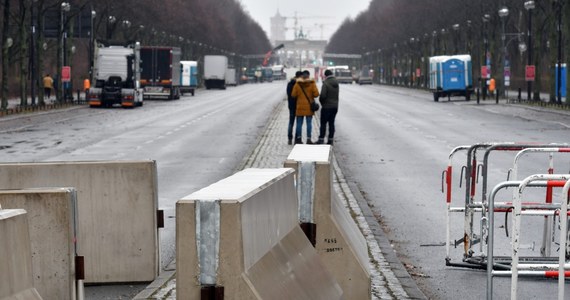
319, 76, 339, 109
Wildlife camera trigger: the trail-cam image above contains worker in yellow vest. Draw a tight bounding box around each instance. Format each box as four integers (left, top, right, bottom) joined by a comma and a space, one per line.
488, 78, 496, 96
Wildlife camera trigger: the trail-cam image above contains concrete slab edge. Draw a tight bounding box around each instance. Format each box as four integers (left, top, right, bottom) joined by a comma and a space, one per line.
332, 154, 427, 300
132, 270, 176, 300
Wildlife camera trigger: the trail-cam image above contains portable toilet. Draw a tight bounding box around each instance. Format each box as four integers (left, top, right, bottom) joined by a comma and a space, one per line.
180, 61, 198, 96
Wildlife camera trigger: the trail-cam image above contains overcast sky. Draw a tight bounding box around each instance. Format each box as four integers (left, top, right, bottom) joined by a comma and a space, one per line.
239, 0, 371, 41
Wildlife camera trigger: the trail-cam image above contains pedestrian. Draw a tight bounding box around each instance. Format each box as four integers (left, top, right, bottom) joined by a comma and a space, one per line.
317, 69, 339, 145
489, 78, 496, 96
286, 71, 303, 145
291, 70, 319, 144
43, 74, 54, 100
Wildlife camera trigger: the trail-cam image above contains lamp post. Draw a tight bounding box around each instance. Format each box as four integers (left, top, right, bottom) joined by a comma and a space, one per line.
30, 0, 38, 105
107, 16, 116, 40
89, 10, 96, 81
60, 2, 70, 102
498, 7, 509, 98
524, 1, 535, 101
452, 24, 460, 54
482, 14, 490, 99
554, 0, 563, 104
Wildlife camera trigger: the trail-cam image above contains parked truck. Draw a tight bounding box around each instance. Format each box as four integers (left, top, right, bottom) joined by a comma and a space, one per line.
88, 42, 144, 108
225, 68, 237, 86
140, 46, 181, 100
204, 55, 228, 89
180, 61, 198, 96
429, 55, 473, 101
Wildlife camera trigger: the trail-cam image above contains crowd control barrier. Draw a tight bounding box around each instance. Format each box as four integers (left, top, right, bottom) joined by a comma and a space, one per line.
0, 188, 81, 300
0, 209, 43, 300
284, 144, 371, 299
442, 143, 570, 299
0, 160, 161, 283
176, 168, 343, 299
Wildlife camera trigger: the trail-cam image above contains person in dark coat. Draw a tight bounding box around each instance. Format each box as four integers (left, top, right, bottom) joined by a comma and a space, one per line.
317, 69, 339, 145
286, 71, 303, 145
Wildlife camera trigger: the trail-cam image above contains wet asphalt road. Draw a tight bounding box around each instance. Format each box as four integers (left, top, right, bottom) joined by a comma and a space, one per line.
0, 83, 283, 299
1, 82, 569, 299
333, 84, 570, 299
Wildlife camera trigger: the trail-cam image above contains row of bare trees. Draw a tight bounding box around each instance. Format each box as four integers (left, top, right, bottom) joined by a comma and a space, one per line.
0, 0, 271, 109
327, 0, 569, 100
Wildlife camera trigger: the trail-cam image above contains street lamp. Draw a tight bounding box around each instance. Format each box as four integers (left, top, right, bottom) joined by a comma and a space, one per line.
107, 15, 116, 40
498, 7, 509, 97
553, 0, 563, 104
60, 1, 71, 102
524, 1, 535, 101
482, 14, 491, 99
89, 10, 96, 81
452, 24, 460, 54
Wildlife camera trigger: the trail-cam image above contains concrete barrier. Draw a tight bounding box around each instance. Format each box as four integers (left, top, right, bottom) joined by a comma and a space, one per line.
0, 160, 160, 283
0, 188, 78, 300
0, 209, 43, 300
285, 145, 371, 299
177, 168, 343, 299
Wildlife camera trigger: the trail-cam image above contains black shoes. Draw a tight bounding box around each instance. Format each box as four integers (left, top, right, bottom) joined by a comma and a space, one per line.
288, 138, 292, 145
306, 139, 314, 145
294, 138, 303, 145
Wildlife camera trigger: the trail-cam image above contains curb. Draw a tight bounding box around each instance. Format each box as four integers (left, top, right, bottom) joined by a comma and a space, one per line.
132, 270, 175, 300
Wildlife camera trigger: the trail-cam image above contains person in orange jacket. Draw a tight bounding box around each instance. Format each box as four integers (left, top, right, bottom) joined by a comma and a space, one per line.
291, 70, 319, 144
488, 78, 496, 95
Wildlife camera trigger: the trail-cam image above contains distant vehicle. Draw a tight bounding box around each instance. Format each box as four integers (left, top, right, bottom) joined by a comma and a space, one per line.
429, 55, 473, 101
204, 55, 228, 89
245, 69, 256, 82
358, 66, 373, 85
271, 65, 285, 80
225, 68, 237, 86
140, 46, 181, 100
261, 67, 273, 82
88, 43, 144, 108
329, 66, 353, 84
180, 61, 198, 96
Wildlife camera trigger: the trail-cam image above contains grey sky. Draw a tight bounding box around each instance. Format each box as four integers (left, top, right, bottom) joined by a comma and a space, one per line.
239, 0, 371, 41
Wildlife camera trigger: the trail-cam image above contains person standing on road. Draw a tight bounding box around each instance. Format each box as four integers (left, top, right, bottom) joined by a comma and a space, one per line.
286, 71, 303, 145
317, 70, 339, 145
291, 70, 319, 144
43, 74, 54, 100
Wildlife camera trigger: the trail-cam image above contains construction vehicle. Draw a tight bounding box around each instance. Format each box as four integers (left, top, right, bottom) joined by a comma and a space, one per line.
140, 46, 181, 100
88, 42, 144, 108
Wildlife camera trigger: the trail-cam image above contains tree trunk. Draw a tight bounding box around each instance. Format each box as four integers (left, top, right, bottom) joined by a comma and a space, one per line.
36, 0, 45, 105
1, 0, 11, 110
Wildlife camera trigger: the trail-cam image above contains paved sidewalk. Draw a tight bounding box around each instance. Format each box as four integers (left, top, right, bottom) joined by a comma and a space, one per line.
135, 99, 425, 299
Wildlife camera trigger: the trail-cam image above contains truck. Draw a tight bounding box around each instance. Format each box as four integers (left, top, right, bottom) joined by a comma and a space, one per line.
180, 61, 198, 96
204, 55, 228, 89
225, 68, 237, 86
88, 42, 144, 108
429, 55, 473, 102
140, 46, 181, 100
357, 66, 373, 85
329, 66, 353, 84
261, 67, 273, 83
271, 65, 285, 80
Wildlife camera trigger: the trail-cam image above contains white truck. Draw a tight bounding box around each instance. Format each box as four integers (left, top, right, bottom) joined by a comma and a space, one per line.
225, 68, 237, 86
204, 55, 228, 89
88, 43, 144, 108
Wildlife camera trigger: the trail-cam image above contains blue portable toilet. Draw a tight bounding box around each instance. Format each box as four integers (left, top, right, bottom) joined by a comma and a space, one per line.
180, 61, 198, 96
429, 55, 473, 102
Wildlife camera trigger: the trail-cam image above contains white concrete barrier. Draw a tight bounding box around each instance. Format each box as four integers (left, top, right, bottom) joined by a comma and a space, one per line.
0, 209, 43, 300
0, 160, 160, 283
177, 168, 343, 299
285, 145, 371, 299
0, 188, 78, 300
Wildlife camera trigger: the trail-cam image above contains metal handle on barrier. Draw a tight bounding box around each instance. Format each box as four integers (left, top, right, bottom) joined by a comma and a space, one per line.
460, 166, 466, 188
506, 168, 512, 181
476, 164, 483, 184
441, 170, 447, 193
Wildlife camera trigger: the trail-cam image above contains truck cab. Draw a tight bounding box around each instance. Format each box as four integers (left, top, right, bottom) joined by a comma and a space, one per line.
89, 43, 144, 108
